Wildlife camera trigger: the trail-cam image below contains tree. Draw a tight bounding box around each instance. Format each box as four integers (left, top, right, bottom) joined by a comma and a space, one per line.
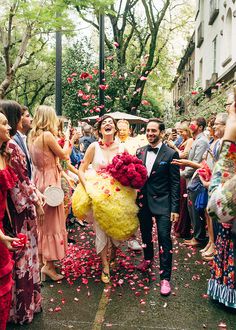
74, 0, 194, 114
61, 39, 162, 122
5, 48, 55, 110
0, 0, 74, 99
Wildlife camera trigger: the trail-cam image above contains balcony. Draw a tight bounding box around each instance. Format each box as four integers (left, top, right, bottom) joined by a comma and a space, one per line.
197, 21, 204, 48
209, 0, 219, 25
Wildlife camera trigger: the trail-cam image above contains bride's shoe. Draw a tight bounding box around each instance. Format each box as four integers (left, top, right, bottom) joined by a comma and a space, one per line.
101, 270, 110, 284
110, 259, 117, 270
41, 266, 64, 282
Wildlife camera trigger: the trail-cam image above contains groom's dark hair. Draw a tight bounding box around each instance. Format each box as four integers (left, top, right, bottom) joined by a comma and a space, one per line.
148, 118, 165, 132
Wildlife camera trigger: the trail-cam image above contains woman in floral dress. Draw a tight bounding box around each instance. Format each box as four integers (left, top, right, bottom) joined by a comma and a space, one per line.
207, 101, 236, 308
0, 100, 44, 325
0, 110, 19, 330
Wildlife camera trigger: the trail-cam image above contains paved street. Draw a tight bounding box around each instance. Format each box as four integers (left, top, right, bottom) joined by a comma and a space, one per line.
7, 224, 236, 330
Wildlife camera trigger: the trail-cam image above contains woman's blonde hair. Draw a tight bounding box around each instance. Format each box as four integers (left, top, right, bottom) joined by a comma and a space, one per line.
29, 105, 59, 142
179, 122, 192, 138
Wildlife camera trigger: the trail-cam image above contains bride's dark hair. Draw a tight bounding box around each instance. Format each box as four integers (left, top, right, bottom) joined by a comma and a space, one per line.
96, 115, 118, 139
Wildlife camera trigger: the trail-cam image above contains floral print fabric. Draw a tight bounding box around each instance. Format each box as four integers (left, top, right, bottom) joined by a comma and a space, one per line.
6, 140, 41, 324
207, 141, 236, 308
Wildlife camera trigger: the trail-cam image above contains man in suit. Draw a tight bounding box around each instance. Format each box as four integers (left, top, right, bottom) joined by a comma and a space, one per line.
14, 105, 33, 179
136, 119, 180, 296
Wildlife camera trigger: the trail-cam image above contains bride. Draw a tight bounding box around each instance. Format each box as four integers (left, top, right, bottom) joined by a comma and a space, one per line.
78, 115, 125, 283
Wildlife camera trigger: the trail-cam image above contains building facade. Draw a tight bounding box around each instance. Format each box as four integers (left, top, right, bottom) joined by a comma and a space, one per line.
171, 0, 236, 115
195, 0, 236, 90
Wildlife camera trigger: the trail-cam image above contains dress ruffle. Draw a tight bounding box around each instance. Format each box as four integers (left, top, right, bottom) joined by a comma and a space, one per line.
208, 279, 236, 308
0, 165, 17, 191
38, 230, 67, 261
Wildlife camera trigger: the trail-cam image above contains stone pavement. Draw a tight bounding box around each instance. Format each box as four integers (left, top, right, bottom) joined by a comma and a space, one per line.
7, 224, 236, 330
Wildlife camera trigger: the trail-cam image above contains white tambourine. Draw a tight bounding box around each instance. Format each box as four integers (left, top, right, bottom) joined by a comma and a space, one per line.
44, 186, 64, 207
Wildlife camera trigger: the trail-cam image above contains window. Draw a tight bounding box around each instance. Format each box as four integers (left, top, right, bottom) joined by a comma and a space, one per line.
222, 8, 232, 66
197, 21, 204, 47
199, 59, 203, 85
213, 36, 217, 73
209, 0, 219, 25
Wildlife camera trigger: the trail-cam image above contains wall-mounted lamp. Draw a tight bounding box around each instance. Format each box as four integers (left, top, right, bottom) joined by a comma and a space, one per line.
220, 30, 223, 36
233, 10, 236, 18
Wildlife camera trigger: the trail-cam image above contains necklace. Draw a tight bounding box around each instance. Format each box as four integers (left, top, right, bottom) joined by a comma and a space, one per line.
99, 140, 114, 148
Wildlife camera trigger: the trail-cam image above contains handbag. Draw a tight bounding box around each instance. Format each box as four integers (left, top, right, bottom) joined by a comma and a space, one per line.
43, 185, 64, 207
194, 186, 208, 211
187, 171, 208, 212
42, 133, 64, 207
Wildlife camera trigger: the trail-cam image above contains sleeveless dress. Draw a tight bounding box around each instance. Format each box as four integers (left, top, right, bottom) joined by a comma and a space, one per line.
174, 143, 191, 238
91, 142, 124, 254
0, 166, 17, 330
30, 142, 67, 261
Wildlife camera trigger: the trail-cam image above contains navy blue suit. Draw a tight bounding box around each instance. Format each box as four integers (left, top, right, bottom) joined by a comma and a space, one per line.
136, 143, 180, 280
14, 132, 32, 179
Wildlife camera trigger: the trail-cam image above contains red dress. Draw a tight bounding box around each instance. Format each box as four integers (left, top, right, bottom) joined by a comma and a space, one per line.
0, 166, 17, 330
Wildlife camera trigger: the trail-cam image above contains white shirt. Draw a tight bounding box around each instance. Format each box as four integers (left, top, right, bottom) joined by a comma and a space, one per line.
145, 141, 162, 177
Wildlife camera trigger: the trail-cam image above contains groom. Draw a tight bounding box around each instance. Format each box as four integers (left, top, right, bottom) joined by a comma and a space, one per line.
136, 119, 180, 295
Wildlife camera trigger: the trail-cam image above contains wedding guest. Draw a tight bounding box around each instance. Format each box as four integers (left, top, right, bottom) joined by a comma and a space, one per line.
136, 119, 180, 296
29, 105, 71, 281
181, 118, 209, 247
167, 123, 193, 239
0, 110, 19, 330
14, 105, 32, 179
79, 124, 96, 153
0, 100, 43, 325
207, 100, 236, 308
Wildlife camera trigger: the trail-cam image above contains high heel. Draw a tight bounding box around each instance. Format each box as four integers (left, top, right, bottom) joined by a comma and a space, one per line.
101, 270, 110, 284
202, 244, 215, 257
199, 242, 211, 253
110, 259, 116, 270
41, 266, 64, 282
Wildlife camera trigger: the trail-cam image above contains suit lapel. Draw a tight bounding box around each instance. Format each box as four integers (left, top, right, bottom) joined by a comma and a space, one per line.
151, 144, 167, 172
137, 145, 148, 165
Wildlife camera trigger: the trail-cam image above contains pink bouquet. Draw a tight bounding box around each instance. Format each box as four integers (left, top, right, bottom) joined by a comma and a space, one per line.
106, 152, 147, 189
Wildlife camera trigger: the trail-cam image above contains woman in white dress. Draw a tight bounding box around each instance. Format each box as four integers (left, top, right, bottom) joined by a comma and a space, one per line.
78, 115, 125, 283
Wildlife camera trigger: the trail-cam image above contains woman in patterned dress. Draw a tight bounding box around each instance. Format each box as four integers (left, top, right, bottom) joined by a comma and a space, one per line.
0, 100, 44, 325
207, 101, 236, 308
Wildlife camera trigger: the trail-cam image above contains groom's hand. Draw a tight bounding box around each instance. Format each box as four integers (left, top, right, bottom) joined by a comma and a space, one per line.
171, 212, 179, 223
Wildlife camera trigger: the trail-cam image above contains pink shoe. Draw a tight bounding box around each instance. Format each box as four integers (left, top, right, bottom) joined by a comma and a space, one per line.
136, 259, 152, 272
160, 280, 171, 296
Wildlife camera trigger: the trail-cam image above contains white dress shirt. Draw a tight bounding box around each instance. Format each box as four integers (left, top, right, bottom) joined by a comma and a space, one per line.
145, 141, 162, 177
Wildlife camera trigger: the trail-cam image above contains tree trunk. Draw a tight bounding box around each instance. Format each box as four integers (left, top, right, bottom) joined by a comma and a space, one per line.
0, 74, 13, 99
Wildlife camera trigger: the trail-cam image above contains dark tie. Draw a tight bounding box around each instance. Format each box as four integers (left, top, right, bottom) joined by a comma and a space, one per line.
147, 145, 159, 154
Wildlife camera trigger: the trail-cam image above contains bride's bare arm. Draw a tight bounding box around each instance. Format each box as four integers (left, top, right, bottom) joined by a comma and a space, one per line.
78, 143, 95, 188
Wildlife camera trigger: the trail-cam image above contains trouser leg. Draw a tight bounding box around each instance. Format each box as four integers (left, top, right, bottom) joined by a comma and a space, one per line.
155, 214, 172, 280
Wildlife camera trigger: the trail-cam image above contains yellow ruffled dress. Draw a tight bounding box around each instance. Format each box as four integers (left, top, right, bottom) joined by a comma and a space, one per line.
72, 142, 139, 252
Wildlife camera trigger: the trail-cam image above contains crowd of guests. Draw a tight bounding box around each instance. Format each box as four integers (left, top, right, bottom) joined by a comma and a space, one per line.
0, 93, 235, 329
